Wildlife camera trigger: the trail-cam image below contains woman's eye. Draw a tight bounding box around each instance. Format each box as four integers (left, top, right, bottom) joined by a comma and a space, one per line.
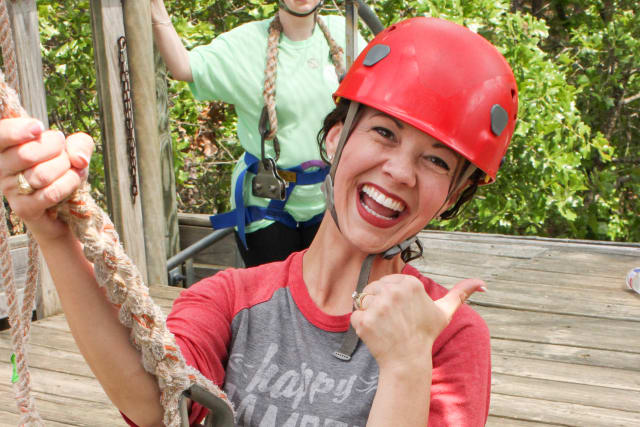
424, 156, 451, 173
373, 127, 394, 140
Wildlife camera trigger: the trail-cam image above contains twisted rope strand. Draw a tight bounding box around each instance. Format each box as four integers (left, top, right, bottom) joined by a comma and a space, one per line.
56, 187, 233, 426
0, 202, 43, 426
0, 0, 20, 93
263, 15, 282, 140
262, 13, 345, 142
315, 15, 345, 78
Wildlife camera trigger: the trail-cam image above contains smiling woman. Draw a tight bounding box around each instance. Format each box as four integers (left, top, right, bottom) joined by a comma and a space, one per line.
0, 16, 517, 427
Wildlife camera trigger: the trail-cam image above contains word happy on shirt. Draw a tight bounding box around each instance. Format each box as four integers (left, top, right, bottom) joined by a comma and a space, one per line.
225, 343, 378, 426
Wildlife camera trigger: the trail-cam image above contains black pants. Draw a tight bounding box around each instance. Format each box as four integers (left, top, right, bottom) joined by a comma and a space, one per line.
235, 220, 321, 267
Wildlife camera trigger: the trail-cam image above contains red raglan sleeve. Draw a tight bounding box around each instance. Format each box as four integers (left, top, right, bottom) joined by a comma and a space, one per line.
428, 305, 491, 426
167, 269, 239, 425
405, 265, 491, 426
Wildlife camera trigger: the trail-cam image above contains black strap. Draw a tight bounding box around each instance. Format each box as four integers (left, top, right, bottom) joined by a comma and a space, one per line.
323, 101, 360, 232
333, 253, 376, 360
332, 235, 419, 361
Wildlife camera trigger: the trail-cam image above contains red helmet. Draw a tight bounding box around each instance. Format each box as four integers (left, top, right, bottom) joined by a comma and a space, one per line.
335, 17, 518, 183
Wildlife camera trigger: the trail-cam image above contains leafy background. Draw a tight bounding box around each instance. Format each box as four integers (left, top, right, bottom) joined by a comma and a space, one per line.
27, 0, 640, 242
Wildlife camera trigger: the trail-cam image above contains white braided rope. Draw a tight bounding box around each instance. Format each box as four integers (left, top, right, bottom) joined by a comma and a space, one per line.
0, 203, 43, 426
0, 0, 44, 422
262, 12, 345, 141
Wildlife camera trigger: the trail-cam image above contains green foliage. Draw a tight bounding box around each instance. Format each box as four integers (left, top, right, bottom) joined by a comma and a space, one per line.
370, 0, 638, 242
38, 1, 105, 203
34, 0, 638, 241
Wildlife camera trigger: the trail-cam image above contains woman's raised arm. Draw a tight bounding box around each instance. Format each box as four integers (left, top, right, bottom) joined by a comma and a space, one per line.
0, 118, 165, 426
150, 0, 193, 82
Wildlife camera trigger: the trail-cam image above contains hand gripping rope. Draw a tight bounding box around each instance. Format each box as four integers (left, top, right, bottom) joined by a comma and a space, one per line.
0, 42, 233, 427
0, 0, 44, 423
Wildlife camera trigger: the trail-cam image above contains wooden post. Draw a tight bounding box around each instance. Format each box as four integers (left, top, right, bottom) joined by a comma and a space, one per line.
154, 51, 180, 261
89, 0, 148, 281
122, 1, 168, 285
345, 0, 359, 69
7, 0, 61, 318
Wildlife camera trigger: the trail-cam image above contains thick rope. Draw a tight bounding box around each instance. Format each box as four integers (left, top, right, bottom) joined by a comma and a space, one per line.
0, 0, 43, 423
315, 15, 346, 78
0, 205, 43, 426
56, 185, 233, 426
0, 0, 19, 93
0, 72, 234, 427
262, 12, 345, 140
262, 15, 282, 140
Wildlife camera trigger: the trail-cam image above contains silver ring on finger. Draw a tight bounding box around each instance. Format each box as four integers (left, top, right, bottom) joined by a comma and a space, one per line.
352, 291, 371, 311
17, 172, 35, 195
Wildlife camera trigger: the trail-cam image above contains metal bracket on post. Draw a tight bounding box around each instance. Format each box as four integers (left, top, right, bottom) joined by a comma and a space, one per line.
356, 0, 384, 35
180, 384, 235, 427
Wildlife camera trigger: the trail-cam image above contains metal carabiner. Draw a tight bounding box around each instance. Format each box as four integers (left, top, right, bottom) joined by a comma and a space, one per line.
253, 106, 287, 200
258, 106, 281, 161
252, 157, 287, 200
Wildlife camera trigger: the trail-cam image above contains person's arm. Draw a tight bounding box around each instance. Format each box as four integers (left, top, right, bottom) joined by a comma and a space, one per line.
150, 0, 192, 82
0, 118, 164, 426
350, 275, 486, 426
367, 358, 432, 425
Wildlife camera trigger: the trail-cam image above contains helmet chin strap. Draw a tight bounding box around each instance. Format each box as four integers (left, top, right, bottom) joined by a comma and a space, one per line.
327, 103, 478, 360
325, 102, 424, 360
278, 0, 324, 18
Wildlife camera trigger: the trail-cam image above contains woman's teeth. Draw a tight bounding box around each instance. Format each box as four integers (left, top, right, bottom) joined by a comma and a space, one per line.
361, 185, 405, 219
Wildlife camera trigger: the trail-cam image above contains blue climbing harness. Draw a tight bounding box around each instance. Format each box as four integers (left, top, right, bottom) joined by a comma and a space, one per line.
209, 151, 327, 248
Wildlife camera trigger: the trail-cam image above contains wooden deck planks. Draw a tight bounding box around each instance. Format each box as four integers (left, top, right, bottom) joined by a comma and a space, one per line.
0, 230, 638, 425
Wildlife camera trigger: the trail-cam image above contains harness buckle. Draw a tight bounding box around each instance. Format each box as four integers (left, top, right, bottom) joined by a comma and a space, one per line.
277, 169, 297, 183
252, 157, 287, 200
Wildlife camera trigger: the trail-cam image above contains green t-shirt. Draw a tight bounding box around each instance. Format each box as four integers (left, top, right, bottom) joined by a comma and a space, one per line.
189, 15, 365, 233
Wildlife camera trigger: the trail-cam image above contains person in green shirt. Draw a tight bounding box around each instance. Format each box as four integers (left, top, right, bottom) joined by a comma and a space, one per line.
151, 0, 365, 266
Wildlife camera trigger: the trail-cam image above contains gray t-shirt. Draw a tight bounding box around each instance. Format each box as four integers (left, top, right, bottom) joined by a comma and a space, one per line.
167, 251, 491, 426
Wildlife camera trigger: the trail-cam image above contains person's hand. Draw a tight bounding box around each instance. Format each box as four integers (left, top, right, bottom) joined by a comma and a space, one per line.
0, 118, 94, 241
350, 274, 486, 372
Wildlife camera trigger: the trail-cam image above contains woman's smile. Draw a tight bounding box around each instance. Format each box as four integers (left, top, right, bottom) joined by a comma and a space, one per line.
357, 183, 407, 228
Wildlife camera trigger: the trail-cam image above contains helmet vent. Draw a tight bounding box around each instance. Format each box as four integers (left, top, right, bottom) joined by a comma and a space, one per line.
490, 104, 508, 136
363, 44, 391, 67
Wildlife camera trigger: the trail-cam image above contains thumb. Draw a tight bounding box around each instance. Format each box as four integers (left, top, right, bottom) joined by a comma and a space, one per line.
435, 279, 487, 320
66, 132, 95, 178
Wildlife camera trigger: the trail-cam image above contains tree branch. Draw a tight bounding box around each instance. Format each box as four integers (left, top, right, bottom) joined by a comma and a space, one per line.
623, 92, 640, 104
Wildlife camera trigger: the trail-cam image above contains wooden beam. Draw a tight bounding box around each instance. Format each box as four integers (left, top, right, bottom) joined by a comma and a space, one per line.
7, 0, 60, 318
154, 50, 180, 260
6, 0, 46, 121
122, 1, 168, 285
89, 0, 148, 281
345, 0, 359, 69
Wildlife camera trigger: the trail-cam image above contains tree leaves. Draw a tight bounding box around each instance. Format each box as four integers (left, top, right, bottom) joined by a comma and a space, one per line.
36, 0, 638, 241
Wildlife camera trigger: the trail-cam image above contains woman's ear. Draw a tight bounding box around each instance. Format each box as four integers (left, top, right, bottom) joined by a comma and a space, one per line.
325, 121, 344, 160
437, 180, 472, 217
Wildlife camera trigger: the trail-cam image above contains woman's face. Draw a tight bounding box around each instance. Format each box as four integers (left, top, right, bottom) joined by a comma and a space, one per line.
326, 107, 461, 253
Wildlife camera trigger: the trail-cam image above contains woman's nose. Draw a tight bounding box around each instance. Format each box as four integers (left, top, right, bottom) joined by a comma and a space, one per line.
382, 152, 416, 187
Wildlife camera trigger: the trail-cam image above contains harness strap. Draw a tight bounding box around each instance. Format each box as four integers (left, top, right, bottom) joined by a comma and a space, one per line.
333, 236, 419, 361
333, 253, 375, 360
210, 152, 328, 248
